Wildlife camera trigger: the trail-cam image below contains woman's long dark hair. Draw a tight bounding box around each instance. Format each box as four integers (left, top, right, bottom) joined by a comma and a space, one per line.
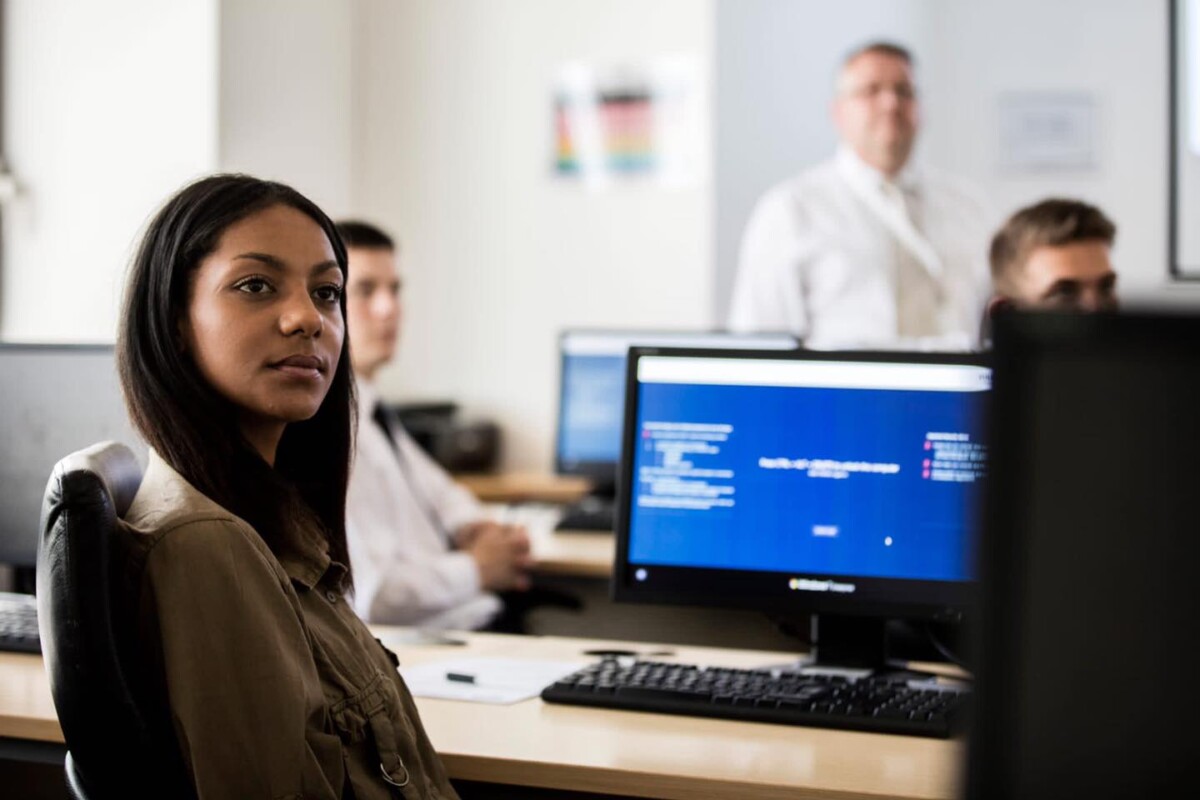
118, 174, 356, 581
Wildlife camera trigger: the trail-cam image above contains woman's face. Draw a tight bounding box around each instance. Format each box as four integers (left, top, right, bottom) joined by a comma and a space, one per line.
182, 203, 344, 460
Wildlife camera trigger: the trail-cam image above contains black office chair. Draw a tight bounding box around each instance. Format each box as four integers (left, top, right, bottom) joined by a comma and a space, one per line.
36, 441, 193, 799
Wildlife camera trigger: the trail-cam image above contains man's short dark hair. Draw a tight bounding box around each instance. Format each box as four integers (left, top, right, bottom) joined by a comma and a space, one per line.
842, 40, 914, 71
989, 199, 1117, 290
336, 220, 396, 251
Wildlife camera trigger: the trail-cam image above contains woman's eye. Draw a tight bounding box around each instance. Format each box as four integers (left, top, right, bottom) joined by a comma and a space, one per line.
314, 284, 343, 303
235, 277, 272, 295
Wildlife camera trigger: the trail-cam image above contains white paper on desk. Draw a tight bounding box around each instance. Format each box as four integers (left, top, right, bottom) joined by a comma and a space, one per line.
399, 657, 585, 704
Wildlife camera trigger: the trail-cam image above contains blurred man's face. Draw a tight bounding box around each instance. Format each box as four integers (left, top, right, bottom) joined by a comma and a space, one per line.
1009, 241, 1118, 312
832, 51, 919, 177
346, 246, 402, 379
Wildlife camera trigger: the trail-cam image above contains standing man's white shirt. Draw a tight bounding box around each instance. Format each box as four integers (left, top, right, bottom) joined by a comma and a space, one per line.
346, 381, 501, 630
728, 146, 991, 350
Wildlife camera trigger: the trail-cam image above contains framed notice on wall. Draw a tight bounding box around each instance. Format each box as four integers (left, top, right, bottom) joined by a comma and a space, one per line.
998, 93, 1098, 173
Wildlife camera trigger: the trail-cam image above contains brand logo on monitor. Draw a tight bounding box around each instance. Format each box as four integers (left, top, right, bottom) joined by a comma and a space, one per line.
787, 577, 857, 594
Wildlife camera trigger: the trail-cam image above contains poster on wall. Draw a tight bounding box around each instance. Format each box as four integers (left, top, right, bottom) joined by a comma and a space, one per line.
552, 57, 703, 189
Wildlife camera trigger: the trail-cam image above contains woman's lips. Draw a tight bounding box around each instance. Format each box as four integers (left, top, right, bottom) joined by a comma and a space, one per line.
270, 354, 326, 378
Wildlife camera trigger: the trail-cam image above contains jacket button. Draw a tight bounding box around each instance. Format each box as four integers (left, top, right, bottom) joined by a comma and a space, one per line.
326, 590, 338, 603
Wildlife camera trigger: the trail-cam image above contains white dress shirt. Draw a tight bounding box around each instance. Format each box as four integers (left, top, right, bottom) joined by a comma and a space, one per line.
728, 147, 992, 350
346, 381, 501, 630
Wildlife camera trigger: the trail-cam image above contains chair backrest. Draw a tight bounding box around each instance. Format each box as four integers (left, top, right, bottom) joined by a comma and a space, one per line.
36, 441, 193, 798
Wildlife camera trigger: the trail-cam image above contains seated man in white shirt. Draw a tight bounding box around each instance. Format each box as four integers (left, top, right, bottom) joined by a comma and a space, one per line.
978, 198, 1118, 348
728, 40, 992, 350
337, 220, 534, 630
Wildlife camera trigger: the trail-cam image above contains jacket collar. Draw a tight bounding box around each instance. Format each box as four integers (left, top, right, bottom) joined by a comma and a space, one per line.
146, 449, 347, 593
275, 512, 347, 593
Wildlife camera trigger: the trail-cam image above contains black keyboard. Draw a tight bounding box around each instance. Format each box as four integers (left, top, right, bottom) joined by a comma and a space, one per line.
0, 591, 41, 654
554, 497, 615, 532
541, 659, 968, 738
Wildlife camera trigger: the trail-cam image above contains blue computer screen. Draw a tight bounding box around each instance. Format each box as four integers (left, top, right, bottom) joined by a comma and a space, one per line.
558, 353, 627, 465
627, 357, 989, 584
556, 332, 797, 470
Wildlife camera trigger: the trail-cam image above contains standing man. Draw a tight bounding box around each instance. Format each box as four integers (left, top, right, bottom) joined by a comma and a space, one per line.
728, 41, 991, 349
338, 221, 533, 630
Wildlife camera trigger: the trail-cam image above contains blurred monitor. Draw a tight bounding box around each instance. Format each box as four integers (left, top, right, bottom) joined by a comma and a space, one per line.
967, 311, 1200, 798
0, 344, 145, 567
555, 330, 797, 490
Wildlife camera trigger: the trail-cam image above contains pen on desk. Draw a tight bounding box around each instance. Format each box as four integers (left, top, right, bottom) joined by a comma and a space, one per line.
446, 672, 476, 684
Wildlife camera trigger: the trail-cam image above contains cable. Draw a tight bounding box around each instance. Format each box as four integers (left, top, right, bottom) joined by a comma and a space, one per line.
923, 620, 971, 672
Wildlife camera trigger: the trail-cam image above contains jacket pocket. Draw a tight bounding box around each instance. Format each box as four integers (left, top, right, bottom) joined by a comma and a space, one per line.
328, 669, 418, 797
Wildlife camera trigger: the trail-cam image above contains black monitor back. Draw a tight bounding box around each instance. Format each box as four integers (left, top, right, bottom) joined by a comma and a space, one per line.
0, 344, 144, 567
968, 311, 1200, 798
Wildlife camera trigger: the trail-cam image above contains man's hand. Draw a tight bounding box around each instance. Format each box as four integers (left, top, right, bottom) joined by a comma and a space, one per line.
459, 521, 533, 592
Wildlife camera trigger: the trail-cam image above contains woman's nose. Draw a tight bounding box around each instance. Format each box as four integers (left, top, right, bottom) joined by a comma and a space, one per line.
280, 291, 323, 337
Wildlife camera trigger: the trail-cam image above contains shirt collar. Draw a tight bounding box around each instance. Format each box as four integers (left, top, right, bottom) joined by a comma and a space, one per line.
356, 377, 380, 416
835, 144, 922, 194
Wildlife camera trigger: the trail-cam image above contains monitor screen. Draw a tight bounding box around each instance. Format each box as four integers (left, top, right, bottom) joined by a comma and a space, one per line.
968, 311, 1200, 799
614, 348, 990, 620
555, 330, 797, 479
0, 344, 145, 567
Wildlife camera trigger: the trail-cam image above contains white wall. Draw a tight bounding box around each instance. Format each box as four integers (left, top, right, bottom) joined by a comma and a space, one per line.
353, 0, 715, 470
0, 0, 219, 341
218, 0, 354, 215
923, 0, 1189, 303
1176, 0, 1200, 274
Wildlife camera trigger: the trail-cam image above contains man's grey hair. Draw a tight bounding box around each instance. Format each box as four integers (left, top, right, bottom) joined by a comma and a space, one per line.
835, 40, 916, 94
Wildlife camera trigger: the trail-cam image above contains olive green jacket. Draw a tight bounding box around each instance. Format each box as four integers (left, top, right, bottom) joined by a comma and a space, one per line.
124, 450, 459, 799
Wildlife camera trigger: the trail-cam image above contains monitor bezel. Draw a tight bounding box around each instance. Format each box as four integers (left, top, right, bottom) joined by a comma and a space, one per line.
612, 345, 990, 623
552, 328, 797, 481
0, 341, 129, 568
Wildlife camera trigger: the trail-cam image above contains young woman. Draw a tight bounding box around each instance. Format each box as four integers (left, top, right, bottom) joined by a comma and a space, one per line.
117, 174, 458, 798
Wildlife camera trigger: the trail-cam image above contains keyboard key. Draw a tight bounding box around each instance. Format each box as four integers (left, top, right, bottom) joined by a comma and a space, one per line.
616, 686, 713, 703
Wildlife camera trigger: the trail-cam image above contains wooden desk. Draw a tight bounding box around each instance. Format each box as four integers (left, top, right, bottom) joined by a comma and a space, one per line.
455, 472, 591, 504
0, 631, 963, 799
0, 652, 58, 744
529, 526, 614, 579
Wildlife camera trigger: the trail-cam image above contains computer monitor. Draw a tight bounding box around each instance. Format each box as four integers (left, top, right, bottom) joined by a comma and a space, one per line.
967, 311, 1199, 798
614, 347, 990, 669
555, 330, 797, 489
0, 344, 145, 568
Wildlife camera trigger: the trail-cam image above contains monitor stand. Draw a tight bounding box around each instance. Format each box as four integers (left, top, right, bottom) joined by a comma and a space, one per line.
12, 566, 36, 595
781, 614, 955, 682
